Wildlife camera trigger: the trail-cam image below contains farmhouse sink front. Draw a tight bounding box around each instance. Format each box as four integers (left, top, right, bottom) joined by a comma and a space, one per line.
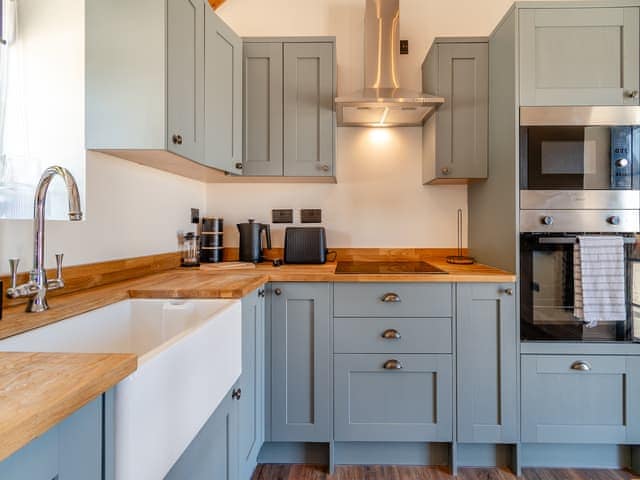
0, 298, 242, 480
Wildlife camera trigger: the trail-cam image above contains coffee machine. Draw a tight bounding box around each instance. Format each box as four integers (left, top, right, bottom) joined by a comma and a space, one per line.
237, 219, 272, 263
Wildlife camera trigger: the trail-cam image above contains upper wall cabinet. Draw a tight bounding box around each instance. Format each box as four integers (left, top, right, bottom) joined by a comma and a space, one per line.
242, 38, 336, 178
86, 0, 243, 178
422, 38, 489, 184
519, 7, 640, 106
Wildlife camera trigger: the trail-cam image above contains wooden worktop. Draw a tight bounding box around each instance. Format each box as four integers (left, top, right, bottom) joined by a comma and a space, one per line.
0, 352, 137, 462
0, 252, 513, 462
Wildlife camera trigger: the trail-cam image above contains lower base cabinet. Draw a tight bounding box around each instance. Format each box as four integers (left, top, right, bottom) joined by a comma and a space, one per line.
522, 355, 640, 444
0, 396, 104, 480
334, 354, 453, 442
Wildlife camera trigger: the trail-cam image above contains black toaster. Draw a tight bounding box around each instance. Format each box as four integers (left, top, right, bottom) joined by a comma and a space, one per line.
284, 227, 327, 264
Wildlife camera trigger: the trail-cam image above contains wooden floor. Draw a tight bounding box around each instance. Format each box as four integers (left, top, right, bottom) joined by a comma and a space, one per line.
252, 464, 636, 480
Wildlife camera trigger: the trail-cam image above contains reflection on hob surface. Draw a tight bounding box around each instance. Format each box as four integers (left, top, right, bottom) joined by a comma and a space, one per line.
335, 261, 448, 274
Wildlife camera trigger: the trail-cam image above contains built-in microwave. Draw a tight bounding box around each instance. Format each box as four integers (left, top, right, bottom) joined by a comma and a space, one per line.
520, 106, 640, 191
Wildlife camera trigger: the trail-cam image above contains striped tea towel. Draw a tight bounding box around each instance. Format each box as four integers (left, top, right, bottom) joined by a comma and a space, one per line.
574, 236, 626, 328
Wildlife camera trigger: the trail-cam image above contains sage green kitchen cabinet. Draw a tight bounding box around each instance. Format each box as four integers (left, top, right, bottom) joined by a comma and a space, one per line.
86, 0, 243, 177
167, 0, 205, 163
270, 282, 332, 442
519, 7, 640, 106
456, 283, 518, 443
0, 396, 104, 480
166, 387, 239, 480
205, 5, 243, 174
243, 43, 284, 176
241, 39, 336, 178
422, 38, 488, 184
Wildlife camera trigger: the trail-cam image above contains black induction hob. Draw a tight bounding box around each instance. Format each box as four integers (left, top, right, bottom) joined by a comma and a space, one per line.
335, 261, 448, 274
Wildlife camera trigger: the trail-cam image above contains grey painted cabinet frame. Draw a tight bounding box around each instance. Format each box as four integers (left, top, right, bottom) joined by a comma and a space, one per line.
243, 43, 284, 176
519, 7, 640, 106
456, 283, 518, 443
270, 282, 332, 442
422, 39, 488, 184
204, 6, 243, 174
167, 0, 205, 163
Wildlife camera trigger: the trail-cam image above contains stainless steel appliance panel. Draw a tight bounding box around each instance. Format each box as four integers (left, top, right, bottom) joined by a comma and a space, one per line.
520, 190, 640, 210
520, 106, 640, 127
520, 210, 640, 233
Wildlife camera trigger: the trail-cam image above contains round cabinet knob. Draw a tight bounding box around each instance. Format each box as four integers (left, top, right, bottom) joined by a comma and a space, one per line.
319, 164, 330, 172
503, 288, 513, 296
232, 388, 242, 400
441, 167, 450, 175
627, 90, 639, 99
172, 134, 183, 145
616, 158, 629, 168
274, 288, 282, 296
541, 216, 554, 226
607, 215, 621, 226
235, 162, 243, 170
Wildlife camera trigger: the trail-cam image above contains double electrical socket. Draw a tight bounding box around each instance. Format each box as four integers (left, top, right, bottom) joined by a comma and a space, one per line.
272, 209, 322, 224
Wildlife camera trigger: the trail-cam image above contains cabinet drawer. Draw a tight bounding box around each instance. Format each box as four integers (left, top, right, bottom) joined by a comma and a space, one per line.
334, 283, 452, 317
334, 317, 452, 354
334, 354, 452, 442
521, 355, 640, 443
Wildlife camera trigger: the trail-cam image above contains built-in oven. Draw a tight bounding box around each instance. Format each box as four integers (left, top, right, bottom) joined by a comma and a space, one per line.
520, 106, 640, 191
519, 209, 640, 342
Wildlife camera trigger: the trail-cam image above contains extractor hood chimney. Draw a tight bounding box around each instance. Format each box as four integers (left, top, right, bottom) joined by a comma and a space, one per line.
335, 0, 444, 127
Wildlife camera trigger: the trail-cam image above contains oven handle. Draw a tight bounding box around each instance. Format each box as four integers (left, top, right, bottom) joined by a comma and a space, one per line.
537, 236, 637, 245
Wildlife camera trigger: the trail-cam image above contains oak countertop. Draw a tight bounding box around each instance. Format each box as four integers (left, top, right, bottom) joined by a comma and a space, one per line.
0, 352, 137, 462
0, 258, 513, 462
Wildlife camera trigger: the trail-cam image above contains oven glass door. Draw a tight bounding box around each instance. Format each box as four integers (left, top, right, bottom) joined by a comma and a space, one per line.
520, 234, 638, 342
520, 126, 639, 190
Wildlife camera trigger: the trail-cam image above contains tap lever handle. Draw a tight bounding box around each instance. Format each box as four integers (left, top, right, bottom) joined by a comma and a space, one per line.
55, 253, 64, 280
8, 258, 19, 289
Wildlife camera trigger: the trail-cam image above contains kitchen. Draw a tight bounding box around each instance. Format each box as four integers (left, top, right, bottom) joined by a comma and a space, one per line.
0, 0, 639, 479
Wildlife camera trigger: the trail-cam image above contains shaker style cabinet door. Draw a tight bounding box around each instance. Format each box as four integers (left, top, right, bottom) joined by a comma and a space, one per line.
238, 289, 266, 480
283, 43, 335, 177
243, 43, 284, 176
522, 355, 640, 444
167, 0, 205, 163
456, 283, 518, 443
519, 7, 640, 106
204, 5, 243, 174
270, 283, 332, 442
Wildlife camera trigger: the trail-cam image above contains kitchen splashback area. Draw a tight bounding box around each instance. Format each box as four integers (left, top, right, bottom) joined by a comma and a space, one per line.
2, 0, 640, 479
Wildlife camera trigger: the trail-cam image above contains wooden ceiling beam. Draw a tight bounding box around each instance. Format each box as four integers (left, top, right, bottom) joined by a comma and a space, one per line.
208, 0, 226, 9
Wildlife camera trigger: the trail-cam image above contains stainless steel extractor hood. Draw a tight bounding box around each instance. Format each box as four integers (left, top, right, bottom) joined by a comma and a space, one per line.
335, 0, 444, 127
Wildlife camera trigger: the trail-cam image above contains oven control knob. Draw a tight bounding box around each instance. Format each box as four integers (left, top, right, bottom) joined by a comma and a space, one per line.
607, 215, 621, 226
616, 158, 629, 168
541, 216, 554, 226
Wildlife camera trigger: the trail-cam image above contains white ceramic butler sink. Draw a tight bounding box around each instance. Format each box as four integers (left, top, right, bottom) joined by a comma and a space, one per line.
0, 298, 242, 480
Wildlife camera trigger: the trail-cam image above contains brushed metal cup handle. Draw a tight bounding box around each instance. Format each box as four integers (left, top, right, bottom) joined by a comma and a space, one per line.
383, 359, 403, 370
381, 292, 401, 303
274, 288, 282, 296
8, 258, 19, 289
570, 361, 591, 372
382, 329, 401, 340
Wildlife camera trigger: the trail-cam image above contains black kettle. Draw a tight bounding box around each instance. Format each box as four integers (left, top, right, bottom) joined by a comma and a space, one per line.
237, 219, 272, 263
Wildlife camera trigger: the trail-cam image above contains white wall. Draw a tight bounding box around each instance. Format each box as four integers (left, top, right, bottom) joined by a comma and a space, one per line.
210, 0, 522, 248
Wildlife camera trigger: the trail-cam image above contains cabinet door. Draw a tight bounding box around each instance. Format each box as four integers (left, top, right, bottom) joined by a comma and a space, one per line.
238, 289, 266, 480
334, 354, 453, 442
283, 43, 335, 176
243, 43, 284, 176
522, 355, 640, 443
436, 43, 488, 180
166, 389, 239, 480
167, 0, 204, 162
520, 7, 640, 106
0, 397, 103, 480
204, 5, 243, 174
457, 283, 518, 443
270, 282, 332, 441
